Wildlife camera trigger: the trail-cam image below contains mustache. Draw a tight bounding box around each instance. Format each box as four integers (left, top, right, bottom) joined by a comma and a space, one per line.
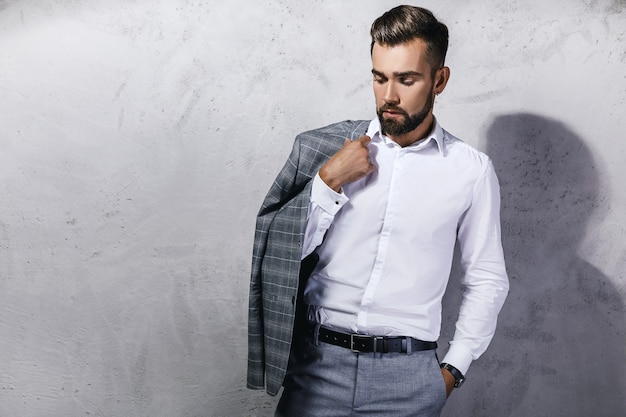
378, 104, 409, 116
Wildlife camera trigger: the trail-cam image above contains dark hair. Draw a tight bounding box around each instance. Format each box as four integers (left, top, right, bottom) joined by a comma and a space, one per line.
370, 5, 449, 71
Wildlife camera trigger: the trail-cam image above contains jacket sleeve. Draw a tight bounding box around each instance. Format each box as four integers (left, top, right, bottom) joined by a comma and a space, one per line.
247, 135, 305, 390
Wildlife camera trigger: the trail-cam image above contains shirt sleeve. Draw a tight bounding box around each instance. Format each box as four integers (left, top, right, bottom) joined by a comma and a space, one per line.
301, 172, 349, 259
442, 159, 509, 375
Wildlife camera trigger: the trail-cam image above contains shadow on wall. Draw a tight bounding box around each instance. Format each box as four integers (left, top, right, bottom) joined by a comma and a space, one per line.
440, 113, 625, 417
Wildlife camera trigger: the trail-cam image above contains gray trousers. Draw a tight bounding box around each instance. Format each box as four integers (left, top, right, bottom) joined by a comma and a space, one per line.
275, 328, 447, 417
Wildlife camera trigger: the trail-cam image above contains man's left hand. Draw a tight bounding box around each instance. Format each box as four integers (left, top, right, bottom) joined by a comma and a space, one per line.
441, 368, 455, 398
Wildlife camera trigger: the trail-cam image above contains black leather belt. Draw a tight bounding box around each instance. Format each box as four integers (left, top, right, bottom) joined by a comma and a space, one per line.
305, 323, 437, 353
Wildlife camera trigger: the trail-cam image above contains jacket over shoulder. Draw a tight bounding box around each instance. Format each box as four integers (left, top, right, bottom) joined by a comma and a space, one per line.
247, 120, 369, 395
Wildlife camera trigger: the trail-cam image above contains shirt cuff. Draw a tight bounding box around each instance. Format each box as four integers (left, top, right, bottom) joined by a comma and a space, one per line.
311, 172, 348, 215
441, 342, 473, 376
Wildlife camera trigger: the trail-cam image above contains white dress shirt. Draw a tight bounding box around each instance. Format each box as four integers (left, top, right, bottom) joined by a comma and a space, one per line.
301, 117, 509, 374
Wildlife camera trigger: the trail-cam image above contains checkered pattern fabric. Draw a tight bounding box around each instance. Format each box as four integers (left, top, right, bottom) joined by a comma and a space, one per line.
247, 120, 369, 395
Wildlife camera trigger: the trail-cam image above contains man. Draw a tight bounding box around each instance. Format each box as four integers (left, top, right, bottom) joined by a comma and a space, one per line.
248, 5, 509, 416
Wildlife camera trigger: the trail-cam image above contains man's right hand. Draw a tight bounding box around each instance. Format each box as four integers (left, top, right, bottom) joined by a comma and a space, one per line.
319, 136, 376, 192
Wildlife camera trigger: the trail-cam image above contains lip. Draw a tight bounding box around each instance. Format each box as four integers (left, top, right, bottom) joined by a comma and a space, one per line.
383, 111, 404, 118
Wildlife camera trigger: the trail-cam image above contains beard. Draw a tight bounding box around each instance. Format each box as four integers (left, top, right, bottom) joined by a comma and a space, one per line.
377, 90, 434, 137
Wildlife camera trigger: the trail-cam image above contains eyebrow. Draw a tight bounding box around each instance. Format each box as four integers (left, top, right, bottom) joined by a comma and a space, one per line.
371, 69, 423, 78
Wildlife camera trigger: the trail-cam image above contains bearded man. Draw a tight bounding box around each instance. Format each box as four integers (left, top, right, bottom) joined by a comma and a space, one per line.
247, 5, 509, 416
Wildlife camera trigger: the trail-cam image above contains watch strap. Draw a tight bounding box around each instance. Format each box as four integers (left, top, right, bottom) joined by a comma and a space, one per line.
440, 363, 466, 388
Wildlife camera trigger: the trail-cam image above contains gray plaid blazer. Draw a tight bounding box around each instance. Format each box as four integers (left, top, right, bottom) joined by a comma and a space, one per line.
247, 120, 369, 395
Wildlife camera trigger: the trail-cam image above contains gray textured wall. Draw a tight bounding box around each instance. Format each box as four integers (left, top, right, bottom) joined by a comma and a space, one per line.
0, 1, 624, 416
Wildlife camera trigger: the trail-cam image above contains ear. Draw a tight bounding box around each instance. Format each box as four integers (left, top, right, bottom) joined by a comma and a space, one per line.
434, 66, 450, 95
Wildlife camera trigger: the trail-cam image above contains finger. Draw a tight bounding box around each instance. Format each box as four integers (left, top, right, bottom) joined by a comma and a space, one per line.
357, 135, 371, 146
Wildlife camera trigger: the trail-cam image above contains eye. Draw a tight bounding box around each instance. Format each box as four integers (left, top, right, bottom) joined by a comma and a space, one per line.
399, 78, 415, 86
373, 76, 386, 84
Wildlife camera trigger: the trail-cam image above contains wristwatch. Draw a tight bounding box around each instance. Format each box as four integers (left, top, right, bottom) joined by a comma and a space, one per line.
440, 363, 466, 388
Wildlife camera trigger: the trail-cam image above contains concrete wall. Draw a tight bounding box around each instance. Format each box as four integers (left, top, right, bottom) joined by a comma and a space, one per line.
0, 0, 624, 416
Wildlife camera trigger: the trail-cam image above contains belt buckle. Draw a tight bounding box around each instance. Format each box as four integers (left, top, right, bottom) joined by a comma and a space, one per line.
351, 334, 377, 353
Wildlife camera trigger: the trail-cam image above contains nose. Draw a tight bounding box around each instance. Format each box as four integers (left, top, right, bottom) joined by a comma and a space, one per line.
383, 82, 399, 105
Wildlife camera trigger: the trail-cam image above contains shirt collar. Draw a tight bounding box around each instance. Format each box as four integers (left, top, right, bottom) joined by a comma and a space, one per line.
366, 117, 445, 155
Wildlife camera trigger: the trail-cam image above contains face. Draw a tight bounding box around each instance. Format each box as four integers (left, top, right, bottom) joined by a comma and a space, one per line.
372, 38, 448, 143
